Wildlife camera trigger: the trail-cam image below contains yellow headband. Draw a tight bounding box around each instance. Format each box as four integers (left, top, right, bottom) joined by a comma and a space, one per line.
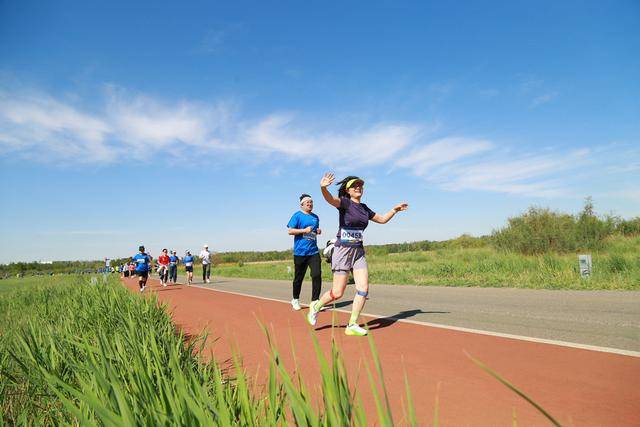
346, 178, 364, 189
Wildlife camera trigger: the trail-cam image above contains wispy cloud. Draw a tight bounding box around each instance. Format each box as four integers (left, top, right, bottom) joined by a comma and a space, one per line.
395, 138, 595, 197
396, 137, 493, 175
531, 91, 558, 108
0, 90, 113, 162
1, 83, 631, 200
105, 87, 235, 156
0, 85, 418, 167
519, 76, 558, 108
246, 114, 421, 169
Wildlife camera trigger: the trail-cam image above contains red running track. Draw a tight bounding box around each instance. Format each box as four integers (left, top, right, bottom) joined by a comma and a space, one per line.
122, 278, 640, 426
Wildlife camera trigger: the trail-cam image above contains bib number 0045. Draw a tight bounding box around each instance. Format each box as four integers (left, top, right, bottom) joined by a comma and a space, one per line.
340, 228, 363, 243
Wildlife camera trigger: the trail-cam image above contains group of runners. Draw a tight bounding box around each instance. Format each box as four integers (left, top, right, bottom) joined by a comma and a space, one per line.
126, 172, 407, 337
287, 172, 408, 336
128, 245, 212, 292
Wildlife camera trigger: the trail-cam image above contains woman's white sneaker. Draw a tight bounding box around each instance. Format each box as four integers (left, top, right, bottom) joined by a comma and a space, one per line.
307, 301, 319, 325
345, 324, 368, 336
291, 299, 301, 311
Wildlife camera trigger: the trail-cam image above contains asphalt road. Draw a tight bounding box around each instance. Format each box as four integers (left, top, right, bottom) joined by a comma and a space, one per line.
171, 273, 640, 353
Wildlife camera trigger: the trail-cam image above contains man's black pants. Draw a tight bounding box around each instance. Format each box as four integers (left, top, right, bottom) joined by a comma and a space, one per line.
292, 253, 322, 301
202, 263, 211, 281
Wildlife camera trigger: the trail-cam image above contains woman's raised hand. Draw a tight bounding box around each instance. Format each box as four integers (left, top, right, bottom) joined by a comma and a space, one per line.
394, 202, 409, 212
320, 172, 335, 188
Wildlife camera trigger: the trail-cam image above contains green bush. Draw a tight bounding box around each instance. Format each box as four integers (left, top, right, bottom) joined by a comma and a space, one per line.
607, 254, 629, 273
615, 217, 640, 236
492, 198, 629, 255
492, 207, 577, 254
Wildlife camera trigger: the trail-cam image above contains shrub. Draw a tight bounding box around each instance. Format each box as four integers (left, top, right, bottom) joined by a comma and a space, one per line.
616, 217, 640, 236
607, 254, 629, 273
492, 207, 577, 254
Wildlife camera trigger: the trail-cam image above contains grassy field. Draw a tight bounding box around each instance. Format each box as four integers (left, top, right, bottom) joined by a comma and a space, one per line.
213, 235, 640, 290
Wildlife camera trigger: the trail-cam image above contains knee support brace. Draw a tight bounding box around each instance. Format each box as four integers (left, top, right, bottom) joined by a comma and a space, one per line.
356, 290, 368, 297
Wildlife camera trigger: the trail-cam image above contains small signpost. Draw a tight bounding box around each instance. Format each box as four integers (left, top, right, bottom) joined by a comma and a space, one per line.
578, 255, 592, 279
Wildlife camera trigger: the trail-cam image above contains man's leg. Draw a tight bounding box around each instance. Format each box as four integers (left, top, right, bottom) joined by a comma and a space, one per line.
309, 253, 322, 301
292, 256, 308, 300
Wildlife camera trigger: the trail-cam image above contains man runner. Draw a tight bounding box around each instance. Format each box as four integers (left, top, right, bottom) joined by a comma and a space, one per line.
169, 250, 179, 284
132, 245, 151, 292
183, 251, 195, 285
200, 244, 212, 284
287, 193, 322, 310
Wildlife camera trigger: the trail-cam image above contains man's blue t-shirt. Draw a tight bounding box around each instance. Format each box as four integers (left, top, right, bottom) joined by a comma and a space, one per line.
183, 255, 194, 266
132, 253, 151, 272
287, 211, 320, 256
169, 255, 178, 265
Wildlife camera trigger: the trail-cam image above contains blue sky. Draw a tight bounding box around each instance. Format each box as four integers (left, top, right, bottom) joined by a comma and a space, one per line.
1, 0, 638, 263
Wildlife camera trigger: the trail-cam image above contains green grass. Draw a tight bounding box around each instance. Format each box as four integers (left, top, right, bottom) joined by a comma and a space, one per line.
213, 235, 640, 290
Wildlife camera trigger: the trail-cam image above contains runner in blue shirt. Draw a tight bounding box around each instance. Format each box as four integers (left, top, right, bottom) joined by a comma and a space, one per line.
183, 251, 195, 285
287, 193, 322, 311
132, 245, 152, 292
169, 251, 179, 285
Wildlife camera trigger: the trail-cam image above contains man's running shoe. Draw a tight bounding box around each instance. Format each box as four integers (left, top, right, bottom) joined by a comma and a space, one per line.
307, 301, 320, 326
291, 299, 301, 311
345, 324, 368, 336
139, 287, 144, 292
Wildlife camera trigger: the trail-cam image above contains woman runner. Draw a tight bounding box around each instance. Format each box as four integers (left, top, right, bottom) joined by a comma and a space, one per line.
307, 173, 408, 336
157, 248, 170, 287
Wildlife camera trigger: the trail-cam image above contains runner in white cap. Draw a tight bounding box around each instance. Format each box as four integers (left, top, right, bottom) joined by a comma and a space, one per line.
287, 193, 322, 310
200, 244, 212, 284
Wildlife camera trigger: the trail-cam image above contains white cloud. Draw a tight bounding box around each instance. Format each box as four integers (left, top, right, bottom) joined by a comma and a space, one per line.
105, 88, 234, 152
395, 138, 595, 197
246, 113, 420, 168
531, 91, 558, 108
395, 137, 493, 176
0, 91, 114, 162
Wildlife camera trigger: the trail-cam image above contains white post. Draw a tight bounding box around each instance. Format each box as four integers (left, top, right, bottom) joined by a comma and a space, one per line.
578, 255, 592, 279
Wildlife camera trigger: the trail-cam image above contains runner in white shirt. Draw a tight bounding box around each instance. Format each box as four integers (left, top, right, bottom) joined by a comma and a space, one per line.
200, 244, 212, 284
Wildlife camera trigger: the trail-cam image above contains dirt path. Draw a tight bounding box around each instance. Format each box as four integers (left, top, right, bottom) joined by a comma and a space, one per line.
122, 277, 640, 426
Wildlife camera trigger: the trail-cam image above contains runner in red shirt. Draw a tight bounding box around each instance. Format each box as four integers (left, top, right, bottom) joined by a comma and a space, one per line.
158, 248, 171, 287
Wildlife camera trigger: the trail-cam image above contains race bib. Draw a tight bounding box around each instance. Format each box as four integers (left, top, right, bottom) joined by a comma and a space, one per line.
185, 262, 193, 267
340, 228, 364, 244
303, 231, 317, 241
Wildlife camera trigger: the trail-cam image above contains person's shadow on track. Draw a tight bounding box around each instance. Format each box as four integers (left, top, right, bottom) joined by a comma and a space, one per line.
365, 309, 448, 330
314, 309, 449, 331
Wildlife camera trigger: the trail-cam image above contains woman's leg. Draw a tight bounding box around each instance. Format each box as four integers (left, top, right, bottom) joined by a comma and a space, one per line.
308, 272, 348, 325
349, 268, 369, 325
318, 272, 348, 306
